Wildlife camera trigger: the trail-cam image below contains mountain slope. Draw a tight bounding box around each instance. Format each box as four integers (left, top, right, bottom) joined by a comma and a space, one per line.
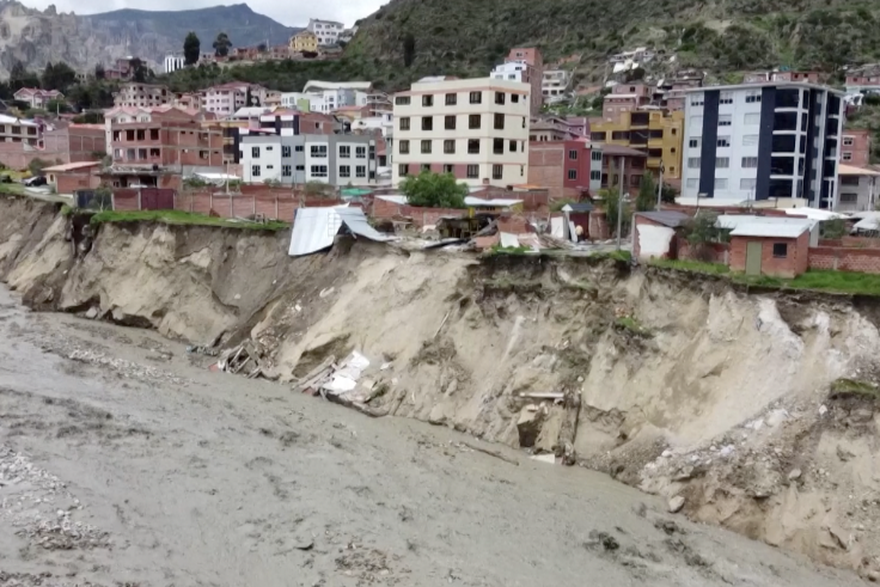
343, 0, 880, 87
83, 4, 300, 58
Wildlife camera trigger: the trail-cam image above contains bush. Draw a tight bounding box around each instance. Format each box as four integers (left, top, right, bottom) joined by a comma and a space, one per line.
401, 171, 467, 208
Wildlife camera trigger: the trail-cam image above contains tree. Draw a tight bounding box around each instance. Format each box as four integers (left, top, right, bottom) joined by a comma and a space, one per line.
41, 62, 78, 93
400, 171, 467, 208
9, 61, 40, 92
213, 32, 232, 57
129, 58, 151, 83
184, 32, 201, 66
636, 173, 656, 211
661, 184, 678, 204
683, 212, 723, 261
28, 158, 51, 177
821, 217, 847, 239
600, 187, 631, 238
94, 64, 105, 80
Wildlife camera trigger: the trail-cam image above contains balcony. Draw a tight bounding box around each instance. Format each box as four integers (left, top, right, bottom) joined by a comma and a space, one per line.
647, 157, 662, 169
223, 136, 234, 145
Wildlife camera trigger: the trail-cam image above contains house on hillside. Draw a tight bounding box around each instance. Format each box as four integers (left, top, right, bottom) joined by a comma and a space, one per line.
290, 30, 319, 53
13, 88, 64, 110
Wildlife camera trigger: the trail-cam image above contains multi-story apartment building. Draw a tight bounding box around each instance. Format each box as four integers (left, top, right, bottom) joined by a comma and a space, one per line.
491, 47, 543, 116
307, 19, 344, 46
236, 110, 376, 185
602, 83, 651, 122
201, 83, 270, 116
590, 110, 684, 182
113, 83, 171, 109
744, 70, 822, 84
0, 114, 40, 145
105, 105, 223, 171
163, 55, 185, 74
841, 128, 871, 166
680, 82, 844, 208
391, 77, 531, 187
651, 73, 703, 112
290, 30, 319, 53
542, 70, 572, 104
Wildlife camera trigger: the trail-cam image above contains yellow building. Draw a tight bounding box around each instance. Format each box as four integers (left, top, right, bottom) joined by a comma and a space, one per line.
590, 110, 684, 181
290, 31, 318, 53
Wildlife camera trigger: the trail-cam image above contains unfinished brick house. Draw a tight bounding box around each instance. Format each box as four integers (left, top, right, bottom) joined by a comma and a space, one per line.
106, 105, 223, 171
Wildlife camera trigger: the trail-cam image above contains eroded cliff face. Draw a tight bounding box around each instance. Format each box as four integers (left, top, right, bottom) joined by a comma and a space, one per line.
3, 194, 880, 579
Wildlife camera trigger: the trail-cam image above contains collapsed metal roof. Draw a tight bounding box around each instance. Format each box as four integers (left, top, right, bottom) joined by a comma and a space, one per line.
288, 206, 393, 256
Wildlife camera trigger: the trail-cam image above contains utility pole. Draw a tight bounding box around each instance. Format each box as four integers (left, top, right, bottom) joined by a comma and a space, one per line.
656, 160, 664, 209
616, 155, 625, 250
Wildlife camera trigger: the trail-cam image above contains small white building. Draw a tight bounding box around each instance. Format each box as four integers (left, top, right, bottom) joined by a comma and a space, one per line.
837, 164, 880, 212
306, 19, 345, 46
491, 61, 529, 83
163, 55, 185, 74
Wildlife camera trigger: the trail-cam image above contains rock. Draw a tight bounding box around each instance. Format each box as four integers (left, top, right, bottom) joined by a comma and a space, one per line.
766, 409, 788, 428
836, 445, 855, 462
661, 449, 673, 458
719, 445, 735, 458
788, 468, 802, 481
819, 404, 828, 416
85, 307, 98, 319
668, 495, 686, 514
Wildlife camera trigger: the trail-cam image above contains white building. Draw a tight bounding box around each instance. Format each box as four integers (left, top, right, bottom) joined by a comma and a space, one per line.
542, 70, 571, 103
391, 77, 531, 188
306, 19, 345, 46
163, 55, 185, 74
680, 82, 844, 209
837, 164, 880, 212
491, 61, 529, 83
280, 88, 370, 113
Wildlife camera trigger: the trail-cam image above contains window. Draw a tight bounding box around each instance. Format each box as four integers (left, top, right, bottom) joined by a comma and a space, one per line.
591, 150, 602, 161
745, 92, 761, 104
468, 139, 480, 154
399, 140, 410, 154
491, 138, 503, 154
744, 113, 760, 125
493, 164, 503, 180
466, 164, 479, 178
421, 140, 432, 154
716, 157, 729, 168
356, 146, 366, 158
718, 115, 732, 127
690, 94, 704, 106
568, 149, 578, 160
840, 192, 859, 204
356, 166, 366, 178
740, 178, 757, 190
522, 117, 526, 129
444, 140, 455, 154
842, 152, 853, 161
251, 146, 260, 158
742, 134, 759, 146
398, 163, 408, 176
399, 117, 410, 131
296, 165, 305, 171
568, 169, 577, 180
469, 91, 482, 104
339, 165, 351, 178
310, 165, 328, 177
339, 145, 351, 158
421, 117, 433, 131
719, 92, 733, 104
714, 178, 728, 190
251, 165, 261, 177
282, 165, 292, 177
295, 145, 304, 152
843, 137, 854, 147
445, 93, 457, 106
590, 170, 601, 181
511, 94, 520, 103
469, 114, 481, 129
509, 140, 517, 152
445, 115, 456, 130
494, 113, 505, 130
265, 146, 274, 152
773, 243, 788, 258
742, 157, 758, 168
422, 95, 434, 107
443, 164, 453, 174
717, 137, 730, 148
282, 145, 291, 157
495, 92, 506, 105
687, 157, 700, 168
310, 145, 327, 157
686, 178, 698, 189
395, 96, 410, 106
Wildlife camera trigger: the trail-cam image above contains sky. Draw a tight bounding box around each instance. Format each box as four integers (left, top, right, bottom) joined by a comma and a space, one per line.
26, 0, 387, 28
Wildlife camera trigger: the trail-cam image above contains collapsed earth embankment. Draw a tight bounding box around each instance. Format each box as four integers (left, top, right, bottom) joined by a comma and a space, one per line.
3, 194, 880, 580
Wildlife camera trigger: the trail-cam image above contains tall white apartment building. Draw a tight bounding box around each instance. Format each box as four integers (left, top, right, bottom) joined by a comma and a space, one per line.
391, 77, 531, 187
163, 55, 185, 74
307, 19, 344, 46
681, 82, 844, 209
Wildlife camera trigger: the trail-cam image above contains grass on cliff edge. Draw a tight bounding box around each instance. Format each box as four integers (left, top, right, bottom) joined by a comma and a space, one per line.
651, 259, 880, 296
88, 210, 290, 231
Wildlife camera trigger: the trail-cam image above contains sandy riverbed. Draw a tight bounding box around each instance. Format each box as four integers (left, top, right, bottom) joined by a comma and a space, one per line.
0, 285, 862, 587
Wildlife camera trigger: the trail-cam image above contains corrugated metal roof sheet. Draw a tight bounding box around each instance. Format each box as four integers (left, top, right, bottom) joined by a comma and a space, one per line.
637, 210, 689, 227
730, 222, 810, 238
288, 207, 392, 256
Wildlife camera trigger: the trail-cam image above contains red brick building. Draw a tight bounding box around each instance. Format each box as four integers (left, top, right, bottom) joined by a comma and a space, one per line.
43, 124, 106, 163
602, 83, 650, 122
43, 161, 102, 194
729, 222, 810, 278
528, 139, 601, 199
599, 144, 648, 197
108, 106, 223, 170
841, 128, 871, 167
504, 47, 544, 117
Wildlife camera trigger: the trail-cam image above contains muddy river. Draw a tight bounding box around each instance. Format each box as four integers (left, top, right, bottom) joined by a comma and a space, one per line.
0, 285, 861, 586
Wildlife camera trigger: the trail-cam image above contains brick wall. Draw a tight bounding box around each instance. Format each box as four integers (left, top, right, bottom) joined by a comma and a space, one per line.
175, 189, 343, 221
730, 232, 810, 278
808, 246, 880, 273
819, 237, 880, 249
57, 171, 100, 194
589, 210, 610, 240
678, 240, 729, 264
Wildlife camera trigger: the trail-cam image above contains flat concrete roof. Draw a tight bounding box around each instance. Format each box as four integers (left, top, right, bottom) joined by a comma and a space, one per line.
684, 81, 844, 96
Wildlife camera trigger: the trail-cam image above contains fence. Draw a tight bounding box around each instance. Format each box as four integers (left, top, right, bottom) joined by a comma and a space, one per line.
808, 246, 880, 273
